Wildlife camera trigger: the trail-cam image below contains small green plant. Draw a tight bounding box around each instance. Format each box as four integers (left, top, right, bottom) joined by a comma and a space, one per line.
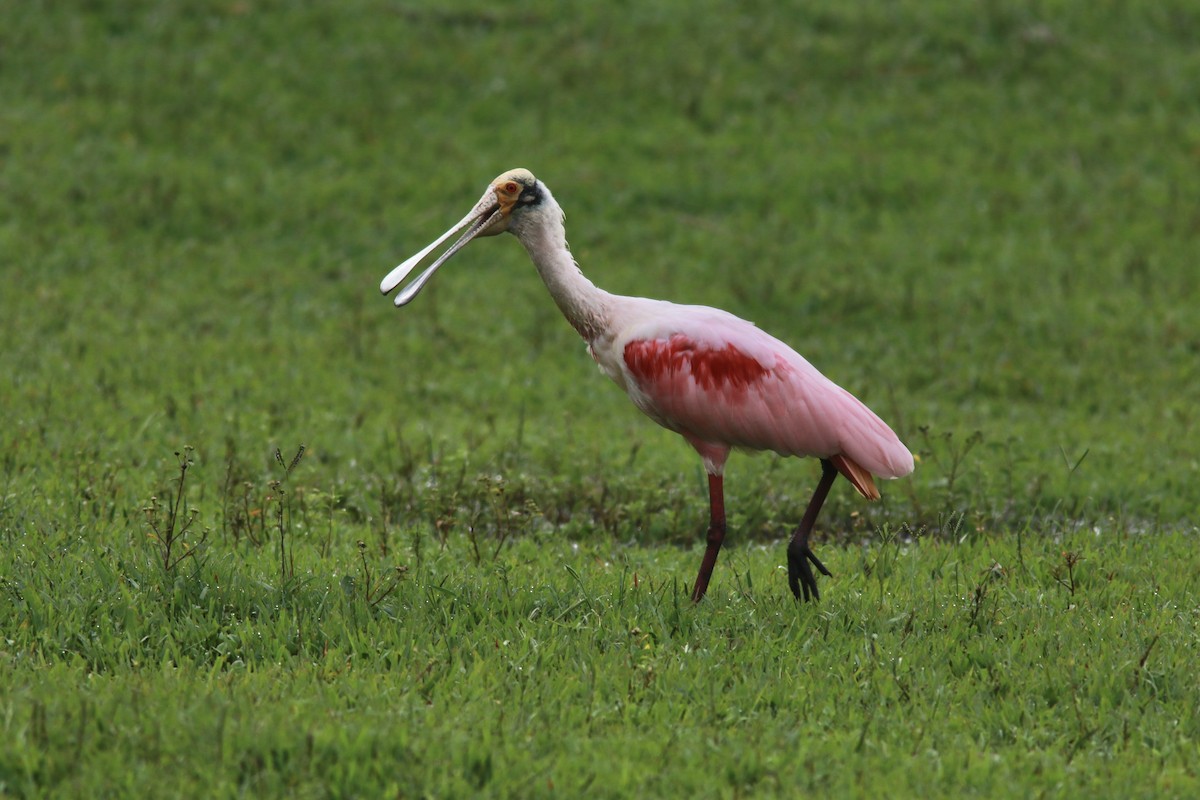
908, 427, 984, 533
861, 523, 906, 604
1058, 445, 1092, 520
967, 561, 1007, 632
1052, 550, 1083, 606
271, 445, 306, 583
143, 447, 207, 573
464, 474, 542, 565
221, 451, 267, 548
354, 539, 408, 608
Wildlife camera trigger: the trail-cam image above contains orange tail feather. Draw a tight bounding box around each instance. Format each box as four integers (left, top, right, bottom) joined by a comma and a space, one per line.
830, 454, 880, 500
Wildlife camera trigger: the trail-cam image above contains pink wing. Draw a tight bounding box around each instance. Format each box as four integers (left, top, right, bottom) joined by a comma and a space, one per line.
621, 324, 912, 491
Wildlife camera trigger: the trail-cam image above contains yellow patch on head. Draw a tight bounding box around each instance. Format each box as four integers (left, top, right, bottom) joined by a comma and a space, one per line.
492, 168, 537, 216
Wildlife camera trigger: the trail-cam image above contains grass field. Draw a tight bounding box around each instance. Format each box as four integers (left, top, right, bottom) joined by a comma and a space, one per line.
2, 1, 1199, 796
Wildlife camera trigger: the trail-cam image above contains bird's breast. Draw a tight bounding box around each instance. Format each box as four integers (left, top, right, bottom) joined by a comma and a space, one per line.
587, 335, 629, 390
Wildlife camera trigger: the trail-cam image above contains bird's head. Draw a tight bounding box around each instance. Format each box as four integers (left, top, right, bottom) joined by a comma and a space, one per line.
380, 168, 546, 306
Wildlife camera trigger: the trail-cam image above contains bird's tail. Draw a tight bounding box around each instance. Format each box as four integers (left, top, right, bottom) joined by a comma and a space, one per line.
830, 454, 881, 500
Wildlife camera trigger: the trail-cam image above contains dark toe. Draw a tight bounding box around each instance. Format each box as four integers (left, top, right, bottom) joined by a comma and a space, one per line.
787, 542, 829, 602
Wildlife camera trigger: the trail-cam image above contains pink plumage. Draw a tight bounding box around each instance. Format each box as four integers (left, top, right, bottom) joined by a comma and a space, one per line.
380, 168, 914, 602
619, 317, 912, 485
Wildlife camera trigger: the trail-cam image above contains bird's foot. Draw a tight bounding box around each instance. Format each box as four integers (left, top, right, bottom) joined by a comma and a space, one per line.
787, 539, 832, 602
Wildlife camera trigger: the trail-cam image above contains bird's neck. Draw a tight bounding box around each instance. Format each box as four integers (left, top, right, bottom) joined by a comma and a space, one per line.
513, 205, 612, 343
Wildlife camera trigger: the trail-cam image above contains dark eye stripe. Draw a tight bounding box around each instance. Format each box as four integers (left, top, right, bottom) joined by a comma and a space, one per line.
519, 185, 542, 205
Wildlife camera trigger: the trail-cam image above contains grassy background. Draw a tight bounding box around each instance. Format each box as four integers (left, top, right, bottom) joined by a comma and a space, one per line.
2, 1, 1198, 796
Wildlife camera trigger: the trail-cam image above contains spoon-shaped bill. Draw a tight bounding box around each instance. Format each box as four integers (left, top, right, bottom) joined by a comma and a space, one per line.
380, 197, 503, 307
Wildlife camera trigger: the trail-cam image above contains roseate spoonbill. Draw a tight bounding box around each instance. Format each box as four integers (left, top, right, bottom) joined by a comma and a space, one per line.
380, 169, 913, 602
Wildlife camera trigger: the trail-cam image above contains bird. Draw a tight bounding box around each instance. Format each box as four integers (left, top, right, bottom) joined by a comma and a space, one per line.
380, 168, 913, 602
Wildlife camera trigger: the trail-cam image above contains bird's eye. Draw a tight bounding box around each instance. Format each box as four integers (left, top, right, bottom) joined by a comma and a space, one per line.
505, 181, 519, 194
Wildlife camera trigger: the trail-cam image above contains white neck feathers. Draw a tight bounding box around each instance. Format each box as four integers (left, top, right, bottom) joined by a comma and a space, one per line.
511, 189, 612, 343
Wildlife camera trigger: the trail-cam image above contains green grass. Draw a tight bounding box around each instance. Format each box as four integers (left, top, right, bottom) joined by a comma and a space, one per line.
3, 531, 1198, 797
2, 0, 1199, 796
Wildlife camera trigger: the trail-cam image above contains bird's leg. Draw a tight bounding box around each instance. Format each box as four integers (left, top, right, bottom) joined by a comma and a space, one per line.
690, 473, 727, 603
787, 459, 837, 602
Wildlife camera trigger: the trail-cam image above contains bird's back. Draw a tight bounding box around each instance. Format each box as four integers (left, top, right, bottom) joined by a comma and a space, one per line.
606, 299, 913, 481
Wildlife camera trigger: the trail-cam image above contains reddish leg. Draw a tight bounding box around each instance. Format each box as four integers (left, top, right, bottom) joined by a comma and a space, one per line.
690, 473, 726, 603
787, 459, 836, 602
